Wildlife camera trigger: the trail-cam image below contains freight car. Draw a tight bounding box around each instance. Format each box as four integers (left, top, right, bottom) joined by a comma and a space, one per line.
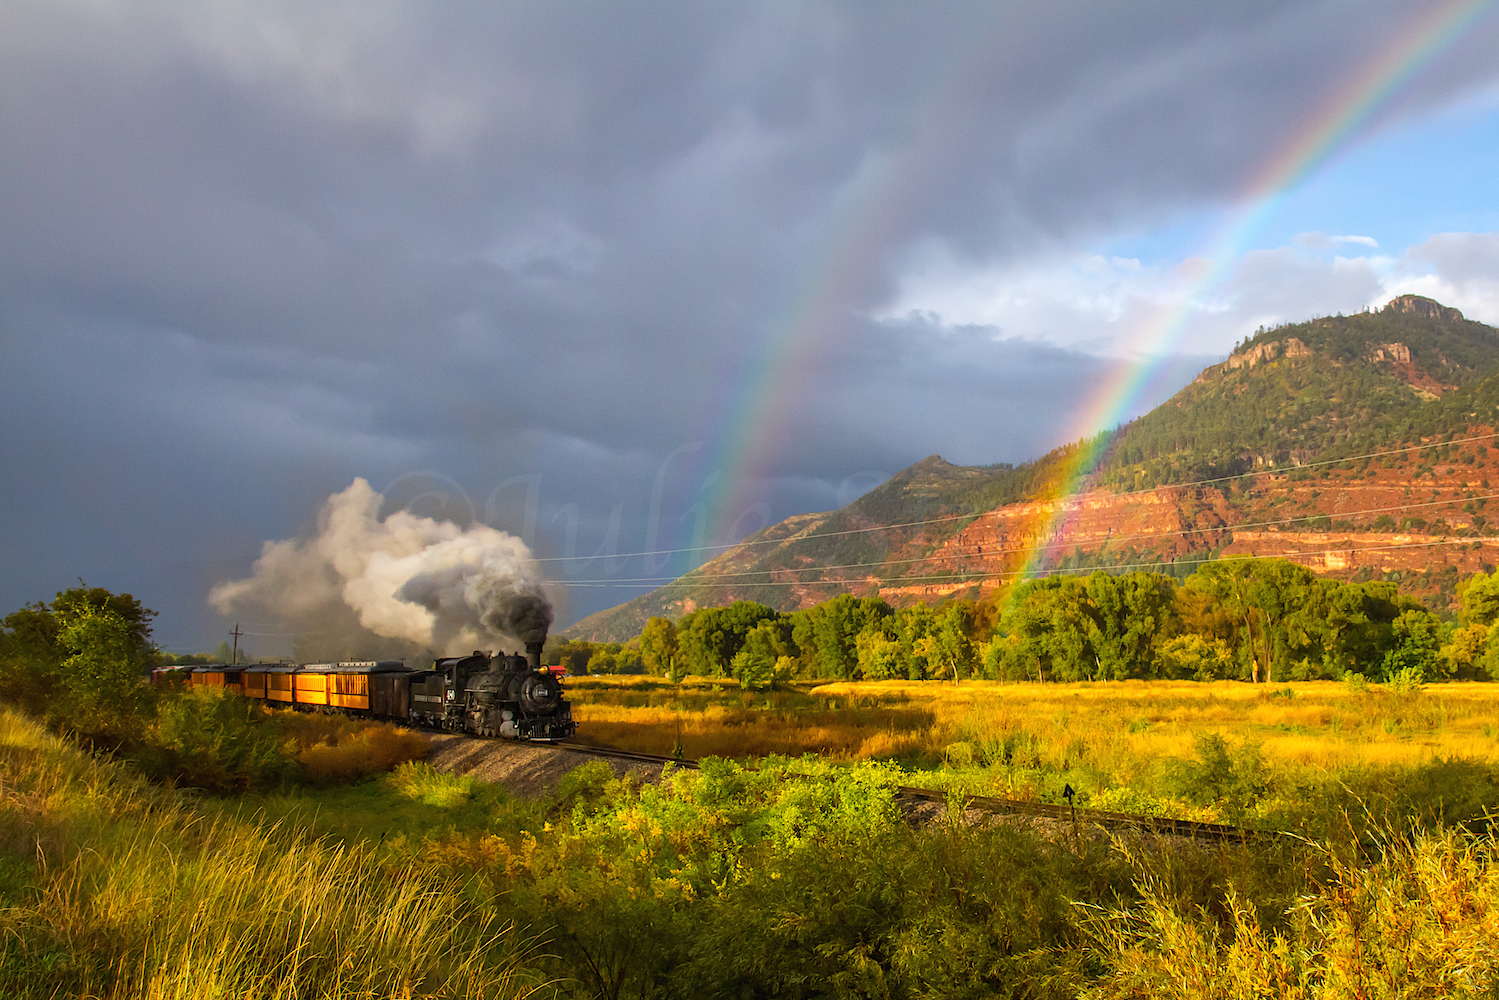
172, 640, 575, 742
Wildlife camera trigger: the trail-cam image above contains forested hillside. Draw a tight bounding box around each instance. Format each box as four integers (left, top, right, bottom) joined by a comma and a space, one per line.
569, 296, 1499, 641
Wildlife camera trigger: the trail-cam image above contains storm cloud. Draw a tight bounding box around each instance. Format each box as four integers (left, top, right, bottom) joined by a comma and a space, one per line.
3, 2, 1498, 653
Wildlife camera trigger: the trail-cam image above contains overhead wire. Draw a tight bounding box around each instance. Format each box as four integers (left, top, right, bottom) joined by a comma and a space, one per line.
563, 534, 1499, 591
549, 488, 1499, 586
529, 429, 1499, 567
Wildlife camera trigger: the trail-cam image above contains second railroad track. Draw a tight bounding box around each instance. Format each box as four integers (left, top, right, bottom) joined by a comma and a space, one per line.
549, 739, 1257, 843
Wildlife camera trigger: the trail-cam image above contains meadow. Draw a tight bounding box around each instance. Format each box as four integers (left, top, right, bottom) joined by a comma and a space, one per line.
567, 675, 1499, 830
7, 679, 1499, 997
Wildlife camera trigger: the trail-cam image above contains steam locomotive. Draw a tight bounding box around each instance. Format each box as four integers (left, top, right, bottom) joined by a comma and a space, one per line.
169, 639, 576, 741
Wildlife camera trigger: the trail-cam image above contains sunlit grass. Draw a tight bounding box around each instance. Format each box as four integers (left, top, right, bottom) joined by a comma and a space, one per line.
566, 676, 1499, 824
572, 676, 1499, 768
268, 708, 434, 783
0, 707, 531, 999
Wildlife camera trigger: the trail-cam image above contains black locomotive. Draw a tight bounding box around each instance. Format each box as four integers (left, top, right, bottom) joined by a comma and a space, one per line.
175, 638, 576, 742
413, 641, 574, 740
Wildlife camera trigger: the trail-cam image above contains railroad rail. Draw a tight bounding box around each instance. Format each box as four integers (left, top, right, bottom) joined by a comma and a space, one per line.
549, 739, 1256, 843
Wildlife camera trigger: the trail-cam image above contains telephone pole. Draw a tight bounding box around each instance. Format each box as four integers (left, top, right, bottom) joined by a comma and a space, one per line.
230, 622, 244, 666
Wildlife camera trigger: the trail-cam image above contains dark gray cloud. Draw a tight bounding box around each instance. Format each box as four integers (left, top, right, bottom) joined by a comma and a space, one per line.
3, 1, 1498, 651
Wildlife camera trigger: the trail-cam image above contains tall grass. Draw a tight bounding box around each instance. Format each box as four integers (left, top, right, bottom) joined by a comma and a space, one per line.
570, 677, 1499, 768
291, 723, 433, 785
0, 707, 530, 999
1087, 827, 1499, 998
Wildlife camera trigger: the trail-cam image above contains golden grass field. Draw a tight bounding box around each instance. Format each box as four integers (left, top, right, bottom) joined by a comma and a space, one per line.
566, 674, 1499, 777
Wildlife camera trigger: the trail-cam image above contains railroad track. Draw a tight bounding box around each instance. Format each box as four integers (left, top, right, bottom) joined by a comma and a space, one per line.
549, 739, 1255, 843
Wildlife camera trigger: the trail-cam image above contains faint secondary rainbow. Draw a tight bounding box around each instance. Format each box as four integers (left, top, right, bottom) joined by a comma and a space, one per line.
696, 7, 1013, 548
1012, 0, 1496, 583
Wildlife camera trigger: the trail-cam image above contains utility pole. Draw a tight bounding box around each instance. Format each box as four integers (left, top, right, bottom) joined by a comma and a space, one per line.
230, 622, 244, 666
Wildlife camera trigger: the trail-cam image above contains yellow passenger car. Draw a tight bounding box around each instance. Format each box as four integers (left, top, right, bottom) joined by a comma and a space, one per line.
293, 665, 331, 707
190, 665, 244, 697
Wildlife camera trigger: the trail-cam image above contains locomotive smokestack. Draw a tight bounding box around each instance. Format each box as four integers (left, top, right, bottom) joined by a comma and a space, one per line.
526, 639, 544, 670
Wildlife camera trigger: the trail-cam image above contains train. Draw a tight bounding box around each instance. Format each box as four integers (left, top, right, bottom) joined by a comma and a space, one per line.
155, 639, 576, 741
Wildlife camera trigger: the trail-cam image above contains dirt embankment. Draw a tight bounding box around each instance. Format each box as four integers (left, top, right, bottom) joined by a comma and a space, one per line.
425, 734, 669, 797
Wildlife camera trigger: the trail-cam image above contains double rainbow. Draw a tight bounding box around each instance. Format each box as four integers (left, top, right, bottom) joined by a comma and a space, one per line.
699, 0, 1494, 595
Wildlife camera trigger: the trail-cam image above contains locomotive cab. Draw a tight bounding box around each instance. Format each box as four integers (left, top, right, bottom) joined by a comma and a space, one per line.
413, 651, 488, 729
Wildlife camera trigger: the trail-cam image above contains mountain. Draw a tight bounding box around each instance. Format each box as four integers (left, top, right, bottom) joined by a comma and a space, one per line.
566, 296, 1499, 641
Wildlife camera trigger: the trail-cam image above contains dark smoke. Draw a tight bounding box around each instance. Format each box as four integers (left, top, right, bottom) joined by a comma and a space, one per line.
396, 568, 554, 646
480, 591, 554, 645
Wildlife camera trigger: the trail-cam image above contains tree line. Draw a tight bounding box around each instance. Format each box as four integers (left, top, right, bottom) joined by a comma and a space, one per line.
555, 558, 1499, 688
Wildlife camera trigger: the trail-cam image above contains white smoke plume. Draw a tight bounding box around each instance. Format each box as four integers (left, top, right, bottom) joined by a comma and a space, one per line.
210, 478, 554, 655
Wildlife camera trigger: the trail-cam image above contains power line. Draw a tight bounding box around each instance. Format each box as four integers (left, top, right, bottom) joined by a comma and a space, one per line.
529, 429, 1499, 565
560, 534, 1499, 591
547, 488, 1499, 586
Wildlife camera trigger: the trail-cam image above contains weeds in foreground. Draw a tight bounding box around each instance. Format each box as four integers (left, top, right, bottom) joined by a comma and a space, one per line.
11, 697, 1499, 998
0, 707, 530, 1000
1087, 827, 1499, 998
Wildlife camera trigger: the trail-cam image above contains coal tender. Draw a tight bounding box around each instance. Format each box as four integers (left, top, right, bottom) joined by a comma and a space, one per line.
413, 640, 576, 741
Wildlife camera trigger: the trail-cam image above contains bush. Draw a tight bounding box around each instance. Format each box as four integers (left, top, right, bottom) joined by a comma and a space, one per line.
1385, 665, 1426, 693
132, 687, 295, 792
1167, 734, 1269, 824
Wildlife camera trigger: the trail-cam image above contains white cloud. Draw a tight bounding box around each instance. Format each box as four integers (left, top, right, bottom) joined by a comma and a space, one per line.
1294, 231, 1380, 250
883, 231, 1499, 359
1382, 232, 1499, 325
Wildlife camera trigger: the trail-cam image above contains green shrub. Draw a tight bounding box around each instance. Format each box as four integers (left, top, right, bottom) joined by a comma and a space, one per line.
1167, 733, 1269, 824
1386, 665, 1426, 693
133, 687, 295, 792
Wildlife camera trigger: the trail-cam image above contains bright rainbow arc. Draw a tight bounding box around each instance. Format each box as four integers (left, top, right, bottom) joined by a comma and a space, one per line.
1009, 0, 1495, 587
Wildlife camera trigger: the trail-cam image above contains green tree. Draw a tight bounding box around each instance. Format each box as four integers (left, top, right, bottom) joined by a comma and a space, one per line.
1186, 560, 1321, 683
679, 602, 781, 677
1458, 569, 1499, 627
1, 587, 156, 723
59, 603, 143, 703
639, 617, 679, 677
855, 631, 904, 680
800, 594, 892, 680
895, 603, 938, 680
923, 603, 976, 683
1381, 609, 1444, 682
730, 621, 793, 691
1158, 633, 1233, 680
997, 576, 1098, 682
1083, 572, 1177, 680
